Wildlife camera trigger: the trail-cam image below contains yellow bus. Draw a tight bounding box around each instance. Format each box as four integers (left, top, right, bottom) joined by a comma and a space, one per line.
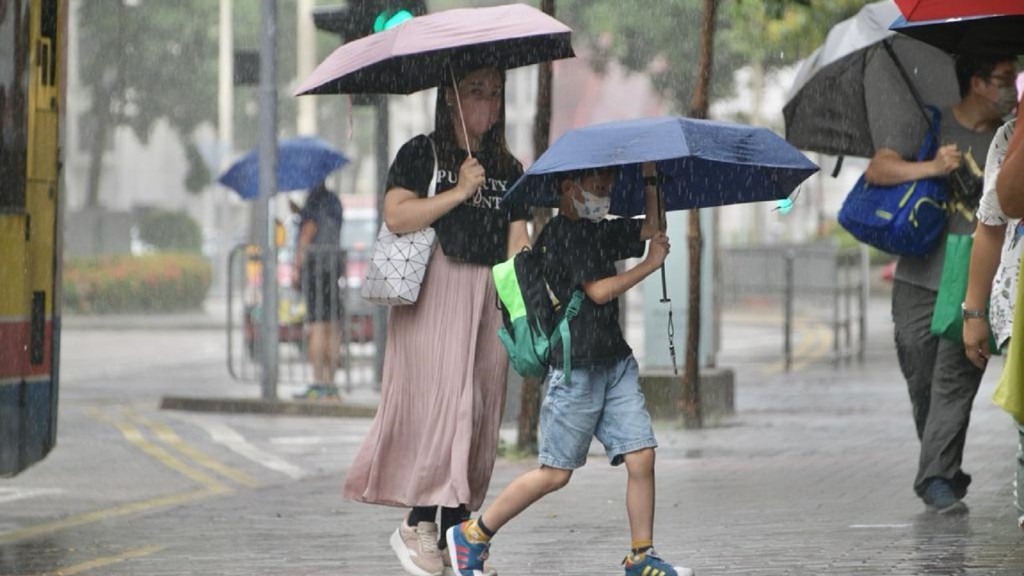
0, 0, 65, 477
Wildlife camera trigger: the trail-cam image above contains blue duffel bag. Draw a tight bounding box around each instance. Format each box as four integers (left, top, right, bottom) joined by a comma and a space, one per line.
838, 107, 948, 258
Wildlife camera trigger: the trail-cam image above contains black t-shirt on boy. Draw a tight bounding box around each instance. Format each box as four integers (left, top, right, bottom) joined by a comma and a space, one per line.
536, 215, 646, 368
385, 134, 531, 266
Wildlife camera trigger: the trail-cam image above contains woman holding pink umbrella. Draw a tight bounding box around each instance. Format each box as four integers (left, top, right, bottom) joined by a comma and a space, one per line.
343, 63, 530, 576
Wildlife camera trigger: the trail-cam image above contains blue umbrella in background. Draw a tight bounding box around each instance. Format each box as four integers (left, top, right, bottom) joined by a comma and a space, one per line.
218, 136, 350, 200
504, 116, 819, 216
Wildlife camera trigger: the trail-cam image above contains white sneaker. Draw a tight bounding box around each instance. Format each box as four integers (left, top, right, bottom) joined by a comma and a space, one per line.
390, 520, 444, 576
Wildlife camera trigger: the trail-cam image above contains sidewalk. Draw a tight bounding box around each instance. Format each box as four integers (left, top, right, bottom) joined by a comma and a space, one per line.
52, 291, 1024, 573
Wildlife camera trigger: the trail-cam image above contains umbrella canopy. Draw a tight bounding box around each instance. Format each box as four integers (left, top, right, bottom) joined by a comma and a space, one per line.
783, 0, 959, 158
218, 136, 349, 200
891, 14, 1024, 54
294, 4, 574, 96
503, 116, 819, 217
895, 0, 1024, 21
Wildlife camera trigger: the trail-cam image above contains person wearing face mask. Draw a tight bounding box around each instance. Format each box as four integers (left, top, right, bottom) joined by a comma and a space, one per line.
445, 165, 693, 576
864, 53, 1017, 515
343, 65, 531, 576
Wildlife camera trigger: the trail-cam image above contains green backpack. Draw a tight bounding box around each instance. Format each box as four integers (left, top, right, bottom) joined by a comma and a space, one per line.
492, 247, 584, 379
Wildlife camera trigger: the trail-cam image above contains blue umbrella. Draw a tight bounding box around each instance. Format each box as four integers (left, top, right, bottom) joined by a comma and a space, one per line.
218, 136, 350, 200
504, 116, 819, 217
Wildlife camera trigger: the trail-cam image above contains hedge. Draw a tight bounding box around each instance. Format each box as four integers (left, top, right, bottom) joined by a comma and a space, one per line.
64, 253, 212, 314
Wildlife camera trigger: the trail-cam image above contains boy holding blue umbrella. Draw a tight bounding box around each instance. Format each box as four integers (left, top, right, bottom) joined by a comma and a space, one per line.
446, 164, 693, 576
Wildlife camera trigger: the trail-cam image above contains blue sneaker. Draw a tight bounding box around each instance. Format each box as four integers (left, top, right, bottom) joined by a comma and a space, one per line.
623, 549, 694, 576
445, 521, 490, 576
924, 478, 967, 514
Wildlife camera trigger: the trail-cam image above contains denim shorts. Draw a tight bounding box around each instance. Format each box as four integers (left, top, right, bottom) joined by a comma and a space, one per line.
538, 355, 657, 469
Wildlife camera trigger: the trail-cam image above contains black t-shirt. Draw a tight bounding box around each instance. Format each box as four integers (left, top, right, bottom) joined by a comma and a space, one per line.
537, 215, 646, 367
385, 134, 531, 266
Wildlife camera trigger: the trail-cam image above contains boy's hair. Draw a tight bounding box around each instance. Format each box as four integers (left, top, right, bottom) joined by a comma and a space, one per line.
558, 166, 619, 190
955, 53, 1015, 98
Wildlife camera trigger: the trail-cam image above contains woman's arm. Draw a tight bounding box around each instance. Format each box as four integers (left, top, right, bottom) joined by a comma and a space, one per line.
506, 219, 531, 259
997, 103, 1024, 218
962, 221, 1006, 369
383, 156, 485, 234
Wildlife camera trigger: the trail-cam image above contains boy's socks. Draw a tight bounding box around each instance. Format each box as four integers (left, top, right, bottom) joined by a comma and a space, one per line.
463, 517, 495, 543
630, 539, 653, 556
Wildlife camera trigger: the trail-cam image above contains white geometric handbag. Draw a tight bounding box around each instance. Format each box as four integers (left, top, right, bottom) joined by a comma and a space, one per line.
360, 138, 438, 306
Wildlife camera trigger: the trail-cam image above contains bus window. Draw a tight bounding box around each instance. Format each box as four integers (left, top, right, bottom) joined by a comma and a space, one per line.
0, 0, 29, 211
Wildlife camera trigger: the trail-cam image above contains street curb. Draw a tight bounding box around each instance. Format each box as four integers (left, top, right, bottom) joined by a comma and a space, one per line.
159, 395, 378, 418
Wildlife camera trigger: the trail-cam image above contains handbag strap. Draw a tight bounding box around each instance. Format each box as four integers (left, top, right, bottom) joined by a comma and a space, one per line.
426, 136, 438, 198
916, 107, 942, 163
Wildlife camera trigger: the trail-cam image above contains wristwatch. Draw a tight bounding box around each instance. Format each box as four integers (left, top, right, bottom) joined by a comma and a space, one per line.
961, 302, 986, 320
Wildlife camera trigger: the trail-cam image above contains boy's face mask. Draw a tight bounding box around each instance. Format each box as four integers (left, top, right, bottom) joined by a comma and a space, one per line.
572, 183, 611, 221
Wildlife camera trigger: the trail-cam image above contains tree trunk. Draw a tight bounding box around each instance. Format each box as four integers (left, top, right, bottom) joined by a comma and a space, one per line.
516, 0, 556, 455
84, 90, 111, 209
680, 0, 718, 429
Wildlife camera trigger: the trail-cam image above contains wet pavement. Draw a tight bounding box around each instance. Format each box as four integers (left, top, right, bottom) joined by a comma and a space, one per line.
3, 293, 1024, 574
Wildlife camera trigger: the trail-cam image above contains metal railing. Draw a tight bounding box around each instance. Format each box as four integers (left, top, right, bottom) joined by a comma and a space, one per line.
721, 243, 868, 370
226, 243, 375, 391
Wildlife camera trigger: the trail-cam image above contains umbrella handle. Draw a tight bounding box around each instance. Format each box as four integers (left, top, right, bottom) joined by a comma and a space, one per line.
448, 63, 473, 160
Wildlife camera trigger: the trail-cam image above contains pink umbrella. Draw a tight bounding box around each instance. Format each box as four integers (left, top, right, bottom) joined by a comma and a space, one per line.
895, 0, 1024, 21
294, 3, 574, 97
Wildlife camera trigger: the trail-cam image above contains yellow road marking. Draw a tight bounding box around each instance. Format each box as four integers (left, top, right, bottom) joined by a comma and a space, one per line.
0, 410, 244, 546
125, 411, 260, 488
763, 319, 834, 375
0, 489, 214, 545
46, 545, 165, 576
88, 410, 231, 493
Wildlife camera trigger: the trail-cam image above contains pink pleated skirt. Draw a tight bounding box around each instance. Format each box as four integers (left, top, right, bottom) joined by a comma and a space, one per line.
343, 247, 508, 511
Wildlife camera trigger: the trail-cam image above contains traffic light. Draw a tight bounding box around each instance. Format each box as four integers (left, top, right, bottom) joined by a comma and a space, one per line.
313, 1, 427, 43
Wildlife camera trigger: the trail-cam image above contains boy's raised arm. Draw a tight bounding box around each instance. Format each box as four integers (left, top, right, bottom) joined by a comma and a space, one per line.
639, 162, 663, 240
583, 232, 670, 305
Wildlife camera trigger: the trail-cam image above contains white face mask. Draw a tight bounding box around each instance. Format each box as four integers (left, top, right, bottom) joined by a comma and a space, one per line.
572, 184, 611, 221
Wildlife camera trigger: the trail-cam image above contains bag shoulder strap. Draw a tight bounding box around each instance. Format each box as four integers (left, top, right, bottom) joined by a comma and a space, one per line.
550, 289, 585, 377
426, 136, 438, 198
916, 106, 942, 162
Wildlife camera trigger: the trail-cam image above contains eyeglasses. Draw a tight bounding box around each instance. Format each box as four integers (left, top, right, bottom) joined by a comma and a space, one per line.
985, 73, 1018, 89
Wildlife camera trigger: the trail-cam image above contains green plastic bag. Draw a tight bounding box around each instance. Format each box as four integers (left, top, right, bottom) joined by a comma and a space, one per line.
993, 252, 1024, 422
930, 234, 998, 352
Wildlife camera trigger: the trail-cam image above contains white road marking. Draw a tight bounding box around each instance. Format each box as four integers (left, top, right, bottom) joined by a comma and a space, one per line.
848, 524, 911, 529
0, 488, 63, 505
269, 435, 367, 445
193, 421, 306, 480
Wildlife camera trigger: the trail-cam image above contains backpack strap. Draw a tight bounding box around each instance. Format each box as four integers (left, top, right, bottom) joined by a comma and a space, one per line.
550, 289, 585, 378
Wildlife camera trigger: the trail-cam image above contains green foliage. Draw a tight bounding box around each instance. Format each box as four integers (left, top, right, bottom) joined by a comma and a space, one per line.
137, 210, 203, 253
63, 254, 212, 314
558, 0, 872, 112
826, 222, 896, 265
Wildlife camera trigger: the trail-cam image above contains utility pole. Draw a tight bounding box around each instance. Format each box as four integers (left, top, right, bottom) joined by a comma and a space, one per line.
217, 0, 233, 298
257, 0, 279, 399
296, 0, 316, 136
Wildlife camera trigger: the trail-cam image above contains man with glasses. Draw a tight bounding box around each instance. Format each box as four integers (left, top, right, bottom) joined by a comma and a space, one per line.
866, 53, 1017, 515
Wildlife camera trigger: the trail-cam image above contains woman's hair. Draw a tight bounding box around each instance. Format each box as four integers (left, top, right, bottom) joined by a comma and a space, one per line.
432, 64, 519, 174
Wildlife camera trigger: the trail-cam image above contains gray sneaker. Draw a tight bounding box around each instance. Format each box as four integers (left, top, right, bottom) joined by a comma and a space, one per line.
391, 520, 444, 576
924, 478, 967, 515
